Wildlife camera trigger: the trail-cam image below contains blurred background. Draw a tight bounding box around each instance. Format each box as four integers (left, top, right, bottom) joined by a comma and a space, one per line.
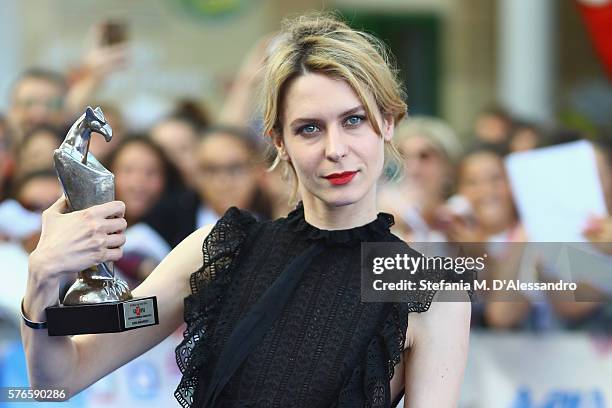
0, 0, 611, 407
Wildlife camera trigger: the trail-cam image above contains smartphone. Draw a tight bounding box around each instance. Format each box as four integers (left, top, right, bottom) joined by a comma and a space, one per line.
101, 20, 128, 46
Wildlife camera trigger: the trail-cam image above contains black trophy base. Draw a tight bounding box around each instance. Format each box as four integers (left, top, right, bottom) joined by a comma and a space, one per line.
46, 296, 158, 336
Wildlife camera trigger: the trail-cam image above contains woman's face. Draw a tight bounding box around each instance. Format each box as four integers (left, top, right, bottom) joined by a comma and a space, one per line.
18, 130, 59, 175
474, 113, 509, 144
16, 176, 62, 252
276, 73, 393, 208
17, 176, 62, 213
113, 143, 165, 222
399, 135, 449, 200
509, 128, 539, 153
195, 133, 259, 215
151, 119, 198, 186
458, 152, 515, 233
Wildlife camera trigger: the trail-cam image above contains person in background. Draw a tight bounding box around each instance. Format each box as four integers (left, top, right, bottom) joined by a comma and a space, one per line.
446, 147, 534, 329
7, 20, 128, 147
0, 170, 61, 319
145, 124, 273, 245
547, 139, 612, 330
583, 141, 612, 254
150, 114, 200, 188
64, 21, 130, 118
508, 120, 542, 153
471, 105, 512, 153
0, 114, 9, 143
452, 148, 521, 243
106, 136, 177, 285
0, 169, 60, 244
217, 35, 270, 128
88, 102, 126, 164
6, 19, 129, 144
108, 137, 170, 226
173, 99, 210, 131
7, 69, 68, 143
212, 34, 290, 220
259, 148, 294, 219
14, 125, 62, 177
194, 125, 272, 226
378, 116, 463, 242
12, 170, 62, 251
0, 115, 13, 205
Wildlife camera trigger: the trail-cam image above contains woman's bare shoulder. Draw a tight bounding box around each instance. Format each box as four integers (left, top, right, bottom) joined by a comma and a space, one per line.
402, 291, 471, 406
405, 290, 471, 349
170, 224, 214, 279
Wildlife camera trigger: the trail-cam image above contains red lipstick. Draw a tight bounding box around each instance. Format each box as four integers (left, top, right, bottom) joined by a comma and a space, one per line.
324, 171, 357, 185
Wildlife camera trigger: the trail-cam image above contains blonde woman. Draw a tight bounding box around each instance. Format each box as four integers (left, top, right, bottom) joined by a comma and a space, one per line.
21, 13, 470, 407
378, 116, 463, 242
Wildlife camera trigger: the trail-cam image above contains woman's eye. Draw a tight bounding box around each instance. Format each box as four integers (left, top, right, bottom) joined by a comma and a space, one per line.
344, 115, 365, 127
297, 124, 320, 135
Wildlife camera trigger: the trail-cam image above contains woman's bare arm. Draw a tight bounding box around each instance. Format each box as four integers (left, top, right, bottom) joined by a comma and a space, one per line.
402, 291, 471, 407
22, 206, 212, 397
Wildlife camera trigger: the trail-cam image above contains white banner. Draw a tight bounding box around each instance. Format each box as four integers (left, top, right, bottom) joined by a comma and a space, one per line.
460, 332, 612, 408
2, 330, 611, 407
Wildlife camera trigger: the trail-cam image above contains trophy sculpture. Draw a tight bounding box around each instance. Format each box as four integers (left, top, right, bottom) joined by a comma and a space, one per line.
45, 106, 158, 336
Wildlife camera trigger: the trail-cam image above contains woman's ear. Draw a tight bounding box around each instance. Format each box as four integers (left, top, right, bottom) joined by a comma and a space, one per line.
382, 114, 395, 142
271, 130, 290, 161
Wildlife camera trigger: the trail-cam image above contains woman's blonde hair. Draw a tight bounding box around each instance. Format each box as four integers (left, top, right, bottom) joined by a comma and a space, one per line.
262, 11, 408, 203
394, 116, 464, 164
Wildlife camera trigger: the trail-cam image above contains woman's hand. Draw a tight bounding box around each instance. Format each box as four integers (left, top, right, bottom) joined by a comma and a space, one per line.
29, 196, 127, 284
217, 33, 274, 125
65, 23, 130, 115
583, 215, 612, 255
441, 212, 487, 243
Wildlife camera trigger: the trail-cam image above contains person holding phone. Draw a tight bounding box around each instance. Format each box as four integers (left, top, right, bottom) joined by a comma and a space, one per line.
65, 20, 130, 118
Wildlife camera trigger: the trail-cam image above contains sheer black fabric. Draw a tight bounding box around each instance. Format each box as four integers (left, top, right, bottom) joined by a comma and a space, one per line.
175, 202, 439, 408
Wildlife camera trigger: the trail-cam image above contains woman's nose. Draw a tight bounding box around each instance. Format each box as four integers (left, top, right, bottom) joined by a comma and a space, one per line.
325, 126, 348, 162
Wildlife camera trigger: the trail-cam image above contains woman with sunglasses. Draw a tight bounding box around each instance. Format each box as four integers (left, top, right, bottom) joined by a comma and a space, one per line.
21, 12, 470, 407
379, 116, 463, 243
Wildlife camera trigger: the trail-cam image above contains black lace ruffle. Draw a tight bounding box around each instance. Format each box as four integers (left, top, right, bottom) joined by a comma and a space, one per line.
286, 201, 395, 245
175, 206, 257, 407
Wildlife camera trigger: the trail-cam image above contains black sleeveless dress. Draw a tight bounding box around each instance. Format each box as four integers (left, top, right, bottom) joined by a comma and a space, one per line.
174, 202, 438, 407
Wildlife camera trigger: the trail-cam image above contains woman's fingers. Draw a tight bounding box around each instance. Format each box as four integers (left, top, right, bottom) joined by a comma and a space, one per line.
105, 232, 126, 249
582, 215, 603, 237
44, 195, 69, 215
103, 247, 124, 263
33, 197, 130, 278
88, 201, 126, 219
101, 217, 128, 234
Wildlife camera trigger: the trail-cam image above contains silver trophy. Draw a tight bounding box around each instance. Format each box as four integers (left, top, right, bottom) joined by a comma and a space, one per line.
54, 106, 131, 304
46, 107, 158, 336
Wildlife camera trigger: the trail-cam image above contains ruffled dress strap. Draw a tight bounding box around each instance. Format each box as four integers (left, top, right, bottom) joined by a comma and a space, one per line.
337, 249, 473, 407
334, 303, 418, 407
175, 206, 258, 407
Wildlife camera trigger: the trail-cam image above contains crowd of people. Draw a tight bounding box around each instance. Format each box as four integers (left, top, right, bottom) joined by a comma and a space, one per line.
1, 24, 611, 338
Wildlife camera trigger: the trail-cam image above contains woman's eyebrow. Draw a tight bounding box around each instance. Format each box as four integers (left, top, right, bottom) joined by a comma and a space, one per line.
337, 105, 365, 118
289, 105, 366, 128
289, 117, 322, 128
